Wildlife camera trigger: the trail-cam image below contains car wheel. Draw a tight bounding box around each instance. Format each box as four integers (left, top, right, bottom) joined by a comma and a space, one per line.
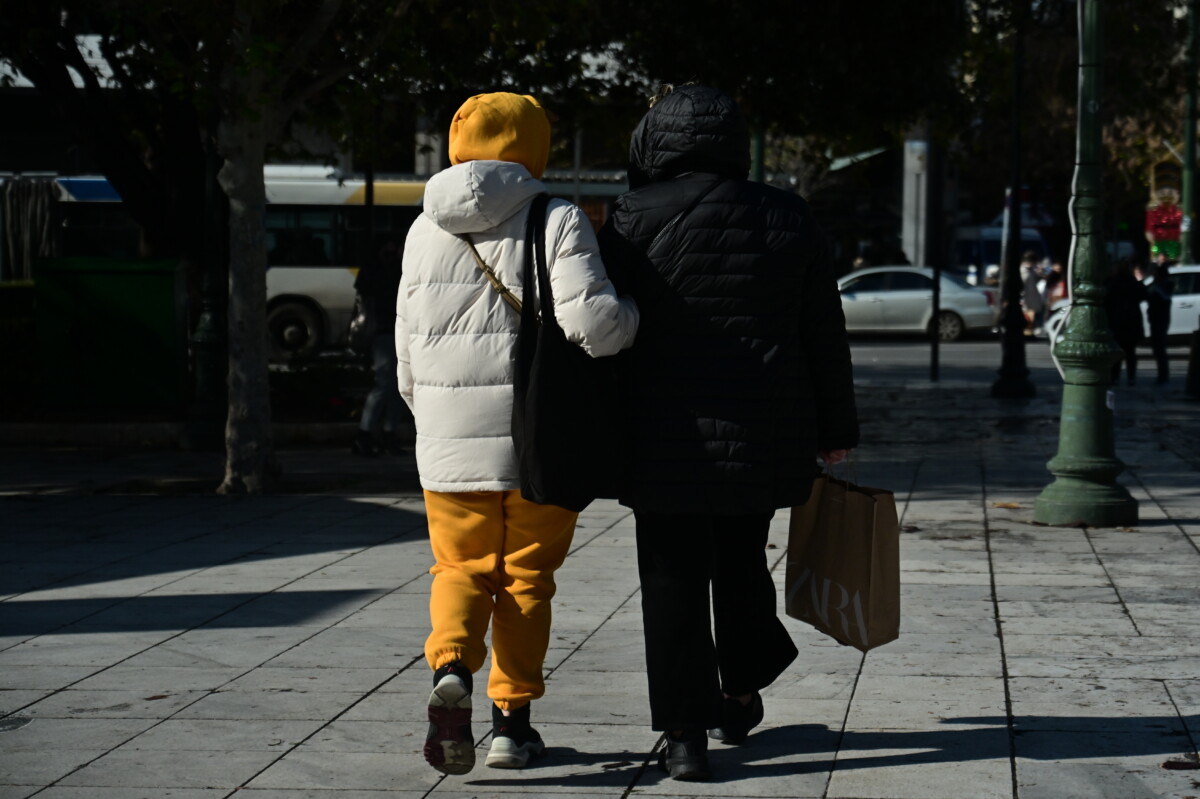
933, 311, 965, 342
267, 301, 323, 362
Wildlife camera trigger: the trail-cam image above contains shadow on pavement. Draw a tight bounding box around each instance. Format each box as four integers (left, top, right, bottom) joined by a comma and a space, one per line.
0, 498, 428, 637
464, 717, 1199, 790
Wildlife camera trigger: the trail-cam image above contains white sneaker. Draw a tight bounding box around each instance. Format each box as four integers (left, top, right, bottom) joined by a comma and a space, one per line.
485, 730, 546, 769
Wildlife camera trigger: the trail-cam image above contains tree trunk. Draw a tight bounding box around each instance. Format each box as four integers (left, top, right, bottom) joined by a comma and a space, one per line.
215, 118, 278, 494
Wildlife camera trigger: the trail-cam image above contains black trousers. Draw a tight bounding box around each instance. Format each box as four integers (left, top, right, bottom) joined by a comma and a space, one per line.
1111, 338, 1138, 384
1150, 325, 1170, 381
634, 510, 799, 732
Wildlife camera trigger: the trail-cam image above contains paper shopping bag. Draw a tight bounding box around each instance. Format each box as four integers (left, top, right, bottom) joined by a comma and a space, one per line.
784, 474, 900, 652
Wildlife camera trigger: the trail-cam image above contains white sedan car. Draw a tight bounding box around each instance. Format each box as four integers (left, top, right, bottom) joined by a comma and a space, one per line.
837, 266, 997, 341
1044, 263, 1199, 343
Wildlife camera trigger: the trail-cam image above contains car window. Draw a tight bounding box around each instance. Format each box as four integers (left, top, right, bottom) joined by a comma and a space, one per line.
1174, 272, 1196, 295
841, 273, 889, 293
888, 272, 933, 291
942, 271, 975, 289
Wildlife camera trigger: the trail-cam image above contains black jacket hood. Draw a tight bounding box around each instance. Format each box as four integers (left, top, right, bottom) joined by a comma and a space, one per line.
627, 85, 751, 190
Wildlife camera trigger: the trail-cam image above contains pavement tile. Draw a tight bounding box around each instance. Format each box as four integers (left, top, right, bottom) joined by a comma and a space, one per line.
1005, 655, 1200, 680
21, 689, 205, 719
854, 675, 1006, 707
226, 665, 400, 693
864, 632, 1001, 656
847, 699, 1006, 731
826, 727, 1012, 799
70, 665, 245, 692
1009, 676, 1177, 721
246, 750, 440, 792
528, 690, 651, 727
0, 716, 157, 752
1013, 727, 1194, 767
261, 626, 421, 669
296, 719, 426, 753
0, 631, 173, 667
115, 627, 331, 669
3, 374, 1199, 799
768, 671, 858, 699
1016, 760, 1200, 799
858, 652, 1003, 678
0, 689, 55, 716
172, 689, 363, 721
0, 750, 109, 787
1002, 634, 1200, 657
997, 614, 1139, 637
33, 789, 226, 799
55, 748, 283, 789
119, 718, 326, 750
432, 793, 623, 799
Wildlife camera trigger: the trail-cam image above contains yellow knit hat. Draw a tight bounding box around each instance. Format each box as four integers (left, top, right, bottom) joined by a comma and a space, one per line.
448, 93, 551, 179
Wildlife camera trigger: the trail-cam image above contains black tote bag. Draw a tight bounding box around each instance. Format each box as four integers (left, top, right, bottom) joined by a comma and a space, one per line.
512, 194, 625, 511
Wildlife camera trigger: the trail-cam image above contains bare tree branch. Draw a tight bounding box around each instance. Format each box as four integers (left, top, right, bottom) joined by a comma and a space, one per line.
273, 0, 345, 85
277, 0, 411, 131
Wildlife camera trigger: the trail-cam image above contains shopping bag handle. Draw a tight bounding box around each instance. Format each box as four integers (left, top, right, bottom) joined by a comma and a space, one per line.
819, 451, 858, 484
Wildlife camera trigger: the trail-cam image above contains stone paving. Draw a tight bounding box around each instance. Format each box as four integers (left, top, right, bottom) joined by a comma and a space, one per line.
1, 371, 1199, 798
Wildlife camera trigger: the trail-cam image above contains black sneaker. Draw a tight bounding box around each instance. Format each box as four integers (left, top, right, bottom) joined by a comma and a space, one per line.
424, 662, 475, 775
708, 692, 764, 744
485, 702, 545, 769
660, 729, 711, 781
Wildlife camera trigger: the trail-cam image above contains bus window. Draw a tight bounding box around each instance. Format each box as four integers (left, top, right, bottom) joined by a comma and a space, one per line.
341, 205, 423, 266
265, 207, 335, 266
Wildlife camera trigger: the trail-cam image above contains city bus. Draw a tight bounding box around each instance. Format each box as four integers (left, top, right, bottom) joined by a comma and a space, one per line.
3, 166, 626, 362
2, 167, 426, 361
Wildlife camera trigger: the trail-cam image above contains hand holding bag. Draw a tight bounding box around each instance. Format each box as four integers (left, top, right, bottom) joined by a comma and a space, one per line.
784, 470, 900, 652
511, 194, 624, 511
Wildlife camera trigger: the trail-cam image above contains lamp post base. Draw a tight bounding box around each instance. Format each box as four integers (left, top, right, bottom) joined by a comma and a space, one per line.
1034, 478, 1138, 527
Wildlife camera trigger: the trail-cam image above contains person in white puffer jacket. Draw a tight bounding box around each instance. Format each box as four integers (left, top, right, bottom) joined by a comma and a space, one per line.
396, 92, 638, 776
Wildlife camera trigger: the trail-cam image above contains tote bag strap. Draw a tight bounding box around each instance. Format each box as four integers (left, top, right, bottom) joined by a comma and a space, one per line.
521, 193, 554, 331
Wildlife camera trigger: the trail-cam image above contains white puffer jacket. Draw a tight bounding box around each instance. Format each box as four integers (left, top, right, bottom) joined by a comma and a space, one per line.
396, 160, 639, 493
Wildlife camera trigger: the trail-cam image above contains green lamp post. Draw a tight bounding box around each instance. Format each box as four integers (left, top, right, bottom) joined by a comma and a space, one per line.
1035, 0, 1138, 527
1182, 0, 1197, 265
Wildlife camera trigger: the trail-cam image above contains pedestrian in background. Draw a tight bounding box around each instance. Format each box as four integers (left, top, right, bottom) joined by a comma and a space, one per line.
396, 92, 639, 775
352, 236, 410, 456
1104, 259, 1146, 386
1020, 251, 1045, 335
1043, 260, 1068, 307
1146, 260, 1174, 383
598, 84, 859, 783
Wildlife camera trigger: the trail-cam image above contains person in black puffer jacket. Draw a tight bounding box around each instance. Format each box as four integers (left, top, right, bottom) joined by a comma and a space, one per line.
598, 84, 859, 782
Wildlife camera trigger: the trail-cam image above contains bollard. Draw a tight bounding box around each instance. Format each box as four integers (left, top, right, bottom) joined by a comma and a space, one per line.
1187, 316, 1200, 398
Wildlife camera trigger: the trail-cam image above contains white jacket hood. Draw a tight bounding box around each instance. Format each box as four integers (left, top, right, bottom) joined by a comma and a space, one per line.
422, 160, 546, 235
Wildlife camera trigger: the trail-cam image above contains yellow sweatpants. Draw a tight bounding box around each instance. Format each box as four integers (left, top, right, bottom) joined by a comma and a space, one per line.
423, 489, 577, 711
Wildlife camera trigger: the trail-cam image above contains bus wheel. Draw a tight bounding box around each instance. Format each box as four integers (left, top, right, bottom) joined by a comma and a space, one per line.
268, 301, 323, 362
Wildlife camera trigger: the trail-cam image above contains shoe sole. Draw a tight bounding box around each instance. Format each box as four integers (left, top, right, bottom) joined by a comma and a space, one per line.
485, 735, 545, 769
424, 676, 474, 775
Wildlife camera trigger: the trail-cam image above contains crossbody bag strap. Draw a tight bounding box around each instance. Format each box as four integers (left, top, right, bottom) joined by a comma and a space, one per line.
460, 233, 523, 314
645, 176, 723, 257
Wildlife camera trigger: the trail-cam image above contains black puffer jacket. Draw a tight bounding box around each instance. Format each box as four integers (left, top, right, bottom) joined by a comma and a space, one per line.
598, 85, 859, 515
